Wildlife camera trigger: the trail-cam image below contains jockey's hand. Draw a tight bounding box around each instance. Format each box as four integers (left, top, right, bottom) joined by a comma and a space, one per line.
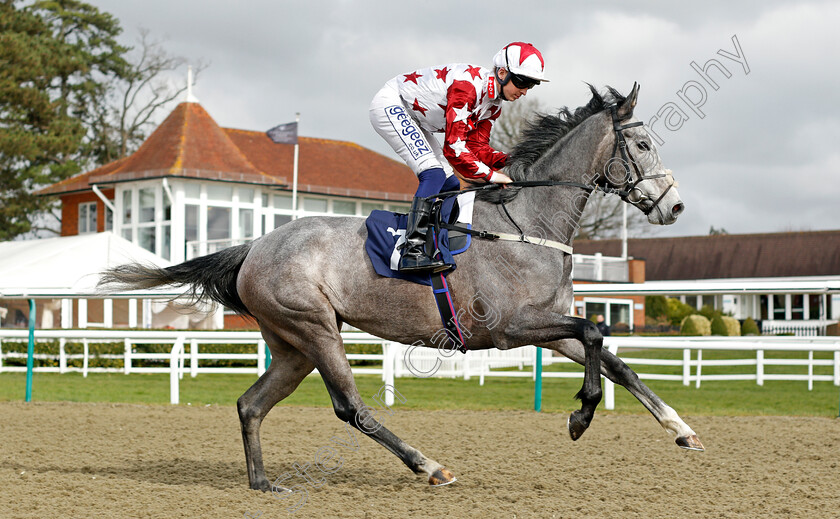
488, 171, 513, 184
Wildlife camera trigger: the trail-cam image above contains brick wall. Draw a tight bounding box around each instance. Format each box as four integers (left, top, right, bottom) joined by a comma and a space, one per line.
59, 189, 114, 236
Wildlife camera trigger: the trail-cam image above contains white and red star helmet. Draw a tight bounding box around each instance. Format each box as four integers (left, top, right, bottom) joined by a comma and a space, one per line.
493, 42, 549, 82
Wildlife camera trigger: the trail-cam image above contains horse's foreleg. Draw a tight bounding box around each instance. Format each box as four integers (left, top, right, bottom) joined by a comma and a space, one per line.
546, 338, 704, 451
504, 312, 602, 441
315, 342, 456, 486
237, 335, 315, 491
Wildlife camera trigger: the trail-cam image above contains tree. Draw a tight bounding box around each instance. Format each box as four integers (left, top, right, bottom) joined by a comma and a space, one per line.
490, 96, 651, 240
0, 0, 127, 239
88, 29, 207, 165
1, 0, 202, 240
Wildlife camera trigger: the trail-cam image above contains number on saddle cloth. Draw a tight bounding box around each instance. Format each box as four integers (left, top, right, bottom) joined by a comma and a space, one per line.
363, 193, 475, 287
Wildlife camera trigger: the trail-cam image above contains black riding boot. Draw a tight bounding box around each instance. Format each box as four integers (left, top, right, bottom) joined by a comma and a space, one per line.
399, 197, 446, 273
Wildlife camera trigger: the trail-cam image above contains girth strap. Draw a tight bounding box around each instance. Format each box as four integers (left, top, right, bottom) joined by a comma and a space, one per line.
430, 271, 467, 353
440, 222, 574, 255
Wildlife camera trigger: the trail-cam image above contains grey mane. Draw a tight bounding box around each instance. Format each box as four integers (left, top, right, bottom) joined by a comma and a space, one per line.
476, 84, 627, 204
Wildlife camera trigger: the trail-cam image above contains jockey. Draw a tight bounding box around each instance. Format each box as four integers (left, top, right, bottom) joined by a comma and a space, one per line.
369, 42, 548, 273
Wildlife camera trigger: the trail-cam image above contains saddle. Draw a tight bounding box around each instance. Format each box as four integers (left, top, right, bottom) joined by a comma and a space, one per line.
364, 192, 476, 352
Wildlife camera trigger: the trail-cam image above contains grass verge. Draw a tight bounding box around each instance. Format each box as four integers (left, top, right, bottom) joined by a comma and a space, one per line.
1, 371, 838, 417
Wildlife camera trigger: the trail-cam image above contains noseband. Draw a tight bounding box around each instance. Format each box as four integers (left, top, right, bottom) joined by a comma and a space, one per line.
608, 104, 675, 216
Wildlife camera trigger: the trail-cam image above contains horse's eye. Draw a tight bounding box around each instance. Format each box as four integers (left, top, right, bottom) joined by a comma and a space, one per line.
637, 141, 650, 151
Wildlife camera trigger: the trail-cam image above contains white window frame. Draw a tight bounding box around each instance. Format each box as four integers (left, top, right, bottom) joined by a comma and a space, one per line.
78, 201, 97, 234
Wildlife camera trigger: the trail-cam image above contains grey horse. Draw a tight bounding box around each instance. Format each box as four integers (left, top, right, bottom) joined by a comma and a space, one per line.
100, 84, 704, 491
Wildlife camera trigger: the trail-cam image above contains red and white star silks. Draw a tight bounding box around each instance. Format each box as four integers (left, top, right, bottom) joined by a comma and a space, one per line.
395, 63, 507, 181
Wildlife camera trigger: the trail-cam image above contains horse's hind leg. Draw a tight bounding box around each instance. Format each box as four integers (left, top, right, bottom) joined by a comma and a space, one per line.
546, 338, 704, 451
312, 336, 456, 486
238, 329, 315, 491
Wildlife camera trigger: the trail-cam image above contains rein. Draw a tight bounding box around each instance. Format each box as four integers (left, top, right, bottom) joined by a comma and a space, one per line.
422, 102, 675, 253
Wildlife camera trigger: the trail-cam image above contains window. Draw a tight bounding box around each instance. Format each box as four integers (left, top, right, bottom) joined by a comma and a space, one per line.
207, 184, 232, 202
122, 190, 132, 223
609, 303, 631, 328
207, 206, 231, 240
162, 225, 171, 260
387, 203, 411, 213
139, 188, 155, 222
273, 194, 293, 210
809, 294, 822, 320
238, 187, 254, 204
105, 207, 113, 231
274, 214, 292, 228
773, 295, 786, 320
139, 227, 155, 253
185, 204, 199, 257
362, 202, 384, 215
791, 294, 804, 320
239, 208, 254, 238
760, 295, 769, 320
333, 200, 357, 215
303, 197, 328, 213
78, 202, 97, 234
584, 302, 606, 322
184, 182, 201, 200
185, 205, 199, 243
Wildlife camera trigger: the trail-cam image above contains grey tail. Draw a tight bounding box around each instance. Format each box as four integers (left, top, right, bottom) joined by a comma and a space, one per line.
98, 244, 253, 317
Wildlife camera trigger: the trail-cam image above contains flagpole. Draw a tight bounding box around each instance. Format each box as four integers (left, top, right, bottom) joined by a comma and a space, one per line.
291, 112, 300, 220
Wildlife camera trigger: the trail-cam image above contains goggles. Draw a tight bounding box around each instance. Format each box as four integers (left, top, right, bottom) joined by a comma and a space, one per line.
509, 73, 540, 90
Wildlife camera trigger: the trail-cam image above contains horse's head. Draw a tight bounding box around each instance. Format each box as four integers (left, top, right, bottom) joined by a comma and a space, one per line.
594, 83, 684, 225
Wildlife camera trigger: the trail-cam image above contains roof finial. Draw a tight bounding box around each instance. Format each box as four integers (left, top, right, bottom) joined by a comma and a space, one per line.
186, 65, 199, 103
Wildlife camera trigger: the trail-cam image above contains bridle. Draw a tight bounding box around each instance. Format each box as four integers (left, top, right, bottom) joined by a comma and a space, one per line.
607, 104, 675, 216
424, 103, 678, 216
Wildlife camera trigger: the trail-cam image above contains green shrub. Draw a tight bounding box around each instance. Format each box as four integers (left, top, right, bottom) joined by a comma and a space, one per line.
722, 316, 741, 336
741, 317, 760, 335
710, 315, 727, 336
666, 298, 695, 326
699, 304, 722, 321
680, 314, 711, 336
645, 296, 668, 320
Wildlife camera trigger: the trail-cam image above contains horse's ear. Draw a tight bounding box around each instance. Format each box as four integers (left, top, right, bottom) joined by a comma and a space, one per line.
616, 82, 640, 119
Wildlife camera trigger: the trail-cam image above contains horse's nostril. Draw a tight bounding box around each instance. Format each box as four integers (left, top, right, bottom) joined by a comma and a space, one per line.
672, 203, 684, 216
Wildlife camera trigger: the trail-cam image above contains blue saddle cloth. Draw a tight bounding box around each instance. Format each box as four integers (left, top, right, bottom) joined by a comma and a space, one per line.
364, 196, 471, 287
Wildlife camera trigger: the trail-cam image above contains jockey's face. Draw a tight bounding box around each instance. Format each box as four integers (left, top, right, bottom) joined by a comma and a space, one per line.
497, 68, 533, 102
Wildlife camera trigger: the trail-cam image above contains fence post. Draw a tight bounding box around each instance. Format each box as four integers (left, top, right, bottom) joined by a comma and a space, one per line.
25, 299, 35, 402
833, 350, 839, 386
82, 339, 89, 378
383, 343, 395, 406
808, 351, 814, 391
257, 339, 266, 376
534, 346, 543, 412
170, 337, 184, 405
190, 339, 198, 378
59, 338, 67, 374
604, 342, 618, 410
756, 349, 764, 386
124, 338, 131, 374
682, 348, 691, 386
695, 349, 703, 389
463, 350, 471, 381
179, 337, 186, 380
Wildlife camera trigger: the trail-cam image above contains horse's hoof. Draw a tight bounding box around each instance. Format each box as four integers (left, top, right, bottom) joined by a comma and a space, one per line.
567, 411, 588, 441
251, 478, 271, 492
676, 434, 705, 451
429, 468, 457, 486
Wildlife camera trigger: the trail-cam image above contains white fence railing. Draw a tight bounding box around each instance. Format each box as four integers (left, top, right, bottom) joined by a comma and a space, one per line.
760, 320, 834, 337
2, 331, 839, 408
571, 253, 629, 282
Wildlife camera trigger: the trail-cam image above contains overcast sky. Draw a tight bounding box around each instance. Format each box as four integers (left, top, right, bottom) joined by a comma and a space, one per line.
88, 0, 840, 238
